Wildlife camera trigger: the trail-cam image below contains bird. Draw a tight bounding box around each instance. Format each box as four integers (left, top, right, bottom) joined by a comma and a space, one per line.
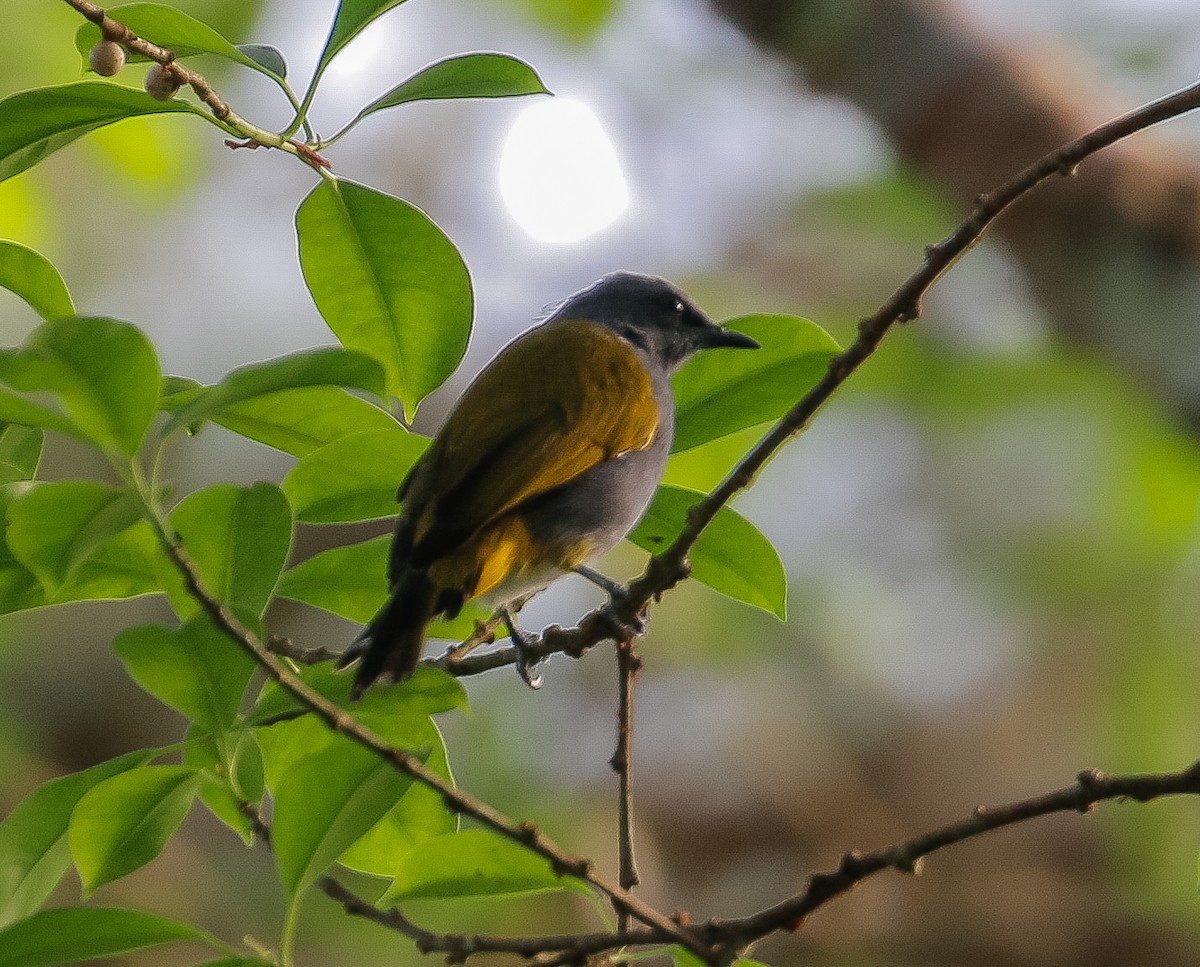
339, 271, 760, 696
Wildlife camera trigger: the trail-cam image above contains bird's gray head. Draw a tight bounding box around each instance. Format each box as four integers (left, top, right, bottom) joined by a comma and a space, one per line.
553, 271, 759, 372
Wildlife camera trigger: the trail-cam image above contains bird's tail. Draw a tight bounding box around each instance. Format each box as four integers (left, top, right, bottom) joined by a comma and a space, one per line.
337, 572, 436, 698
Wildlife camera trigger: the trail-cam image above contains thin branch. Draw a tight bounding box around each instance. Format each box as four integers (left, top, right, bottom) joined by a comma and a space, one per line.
144, 513, 708, 958
318, 877, 663, 962
237, 800, 667, 962
701, 762, 1200, 946
266, 634, 343, 666
612, 639, 643, 933
647, 79, 1200, 597
65, 0, 233, 119
61, 0, 329, 169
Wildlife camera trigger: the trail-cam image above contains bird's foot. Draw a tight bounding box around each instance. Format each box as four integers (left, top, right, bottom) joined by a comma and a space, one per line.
574, 566, 648, 639
500, 606, 544, 689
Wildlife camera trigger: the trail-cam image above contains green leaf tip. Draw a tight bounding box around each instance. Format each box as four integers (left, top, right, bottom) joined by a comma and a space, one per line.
355, 52, 550, 123
0, 242, 74, 321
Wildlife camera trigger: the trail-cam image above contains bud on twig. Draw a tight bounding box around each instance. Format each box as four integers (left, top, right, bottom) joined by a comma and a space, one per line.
88, 40, 126, 77
145, 64, 183, 101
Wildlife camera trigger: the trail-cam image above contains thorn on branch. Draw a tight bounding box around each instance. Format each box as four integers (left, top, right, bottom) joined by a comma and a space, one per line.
1075, 768, 1106, 810
290, 139, 333, 169
837, 849, 868, 877
553, 856, 593, 879
805, 871, 842, 903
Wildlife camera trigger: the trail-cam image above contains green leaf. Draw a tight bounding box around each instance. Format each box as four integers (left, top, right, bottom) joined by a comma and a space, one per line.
75, 4, 285, 81
354, 53, 548, 121
237, 44, 288, 79
382, 828, 571, 901
338, 717, 457, 875
0, 425, 43, 485
51, 521, 163, 606
251, 665, 353, 734
251, 662, 467, 729
114, 618, 256, 733
68, 766, 201, 895
163, 482, 292, 619
315, 0, 410, 78
273, 742, 422, 900
0, 241, 74, 321
0, 751, 150, 928
184, 730, 262, 846
0, 391, 82, 442
671, 314, 840, 454
258, 679, 459, 881
282, 427, 428, 523
275, 534, 489, 638
0, 486, 160, 612
0, 485, 44, 615
203, 385, 400, 458
0, 82, 203, 183
628, 485, 787, 618
296, 179, 472, 418
0, 317, 161, 456
159, 375, 201, 408
162, 347, 388, 437
0, 907, 210, 967
6, 482, 141, 596
275, 534, 389, 623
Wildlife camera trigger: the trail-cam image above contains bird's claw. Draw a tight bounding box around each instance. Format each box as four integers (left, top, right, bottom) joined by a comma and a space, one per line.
602, 608, 647, 642
516, 651, 544, 690
500, 606, 544, 690
574, 566, 648, 640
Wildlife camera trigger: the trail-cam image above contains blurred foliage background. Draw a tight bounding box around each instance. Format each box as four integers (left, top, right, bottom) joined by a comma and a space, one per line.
3, 0, 1200, 964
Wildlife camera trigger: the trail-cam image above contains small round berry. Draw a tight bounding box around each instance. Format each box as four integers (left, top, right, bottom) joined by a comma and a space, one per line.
88, 40, 126, 77
145, 64, 183, 101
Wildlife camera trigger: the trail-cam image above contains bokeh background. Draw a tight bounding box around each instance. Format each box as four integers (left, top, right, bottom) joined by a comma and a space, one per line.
3, 0, 1200, 964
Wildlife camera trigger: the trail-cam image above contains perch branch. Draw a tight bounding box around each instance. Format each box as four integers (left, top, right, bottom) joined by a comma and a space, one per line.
433, 77, 1200, 681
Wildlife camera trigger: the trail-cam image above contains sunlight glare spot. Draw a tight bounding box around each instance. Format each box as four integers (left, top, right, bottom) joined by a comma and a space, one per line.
499, 99, 629, 244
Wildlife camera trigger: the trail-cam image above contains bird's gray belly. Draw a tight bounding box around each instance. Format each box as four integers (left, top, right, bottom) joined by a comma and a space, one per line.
520, 430, 670, 559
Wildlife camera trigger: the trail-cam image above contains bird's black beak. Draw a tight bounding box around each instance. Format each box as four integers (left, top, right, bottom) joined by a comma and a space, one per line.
705, 325, 760, 350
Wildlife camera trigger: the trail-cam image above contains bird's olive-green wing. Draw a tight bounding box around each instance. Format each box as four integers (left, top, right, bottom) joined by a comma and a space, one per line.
404, 318, 659, 561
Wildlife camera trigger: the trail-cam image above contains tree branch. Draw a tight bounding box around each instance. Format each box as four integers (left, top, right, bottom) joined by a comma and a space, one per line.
612, 639, 643, 933
235, 801, 665, 962
317, 877, 665, 963
144, 514, 709, 958
701, 762, 1200, 946
64, 0, 233, 119
61, 0, 328, 168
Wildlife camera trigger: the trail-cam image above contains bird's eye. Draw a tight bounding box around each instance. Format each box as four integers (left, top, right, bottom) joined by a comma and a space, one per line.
673, 299, 685, 314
